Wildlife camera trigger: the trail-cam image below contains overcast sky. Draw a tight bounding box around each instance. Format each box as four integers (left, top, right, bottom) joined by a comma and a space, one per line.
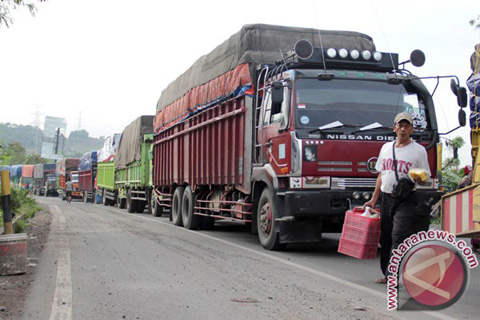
1, 0, 479, 165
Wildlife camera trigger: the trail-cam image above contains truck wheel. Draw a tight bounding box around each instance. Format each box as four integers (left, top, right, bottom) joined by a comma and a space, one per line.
172, 187, 184, 226
257, 188, 285, 251
151, 192, 163, 217
119, 198, 126, 209
136, 200, 146, 213
181, 186, 201, 230
102, 191, 109, 206
126, 189, 137, 213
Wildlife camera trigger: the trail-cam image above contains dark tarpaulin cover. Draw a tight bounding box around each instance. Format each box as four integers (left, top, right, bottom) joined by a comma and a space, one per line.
79, 151, 98, 171
115, 115, 154, 170
156, 24, 375, 113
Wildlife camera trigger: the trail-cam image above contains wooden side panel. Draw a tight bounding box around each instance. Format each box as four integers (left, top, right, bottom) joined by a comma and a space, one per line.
153, 96, 251, 192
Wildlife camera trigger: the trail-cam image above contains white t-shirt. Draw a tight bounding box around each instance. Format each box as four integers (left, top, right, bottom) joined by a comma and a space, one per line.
375, 140, 431, 194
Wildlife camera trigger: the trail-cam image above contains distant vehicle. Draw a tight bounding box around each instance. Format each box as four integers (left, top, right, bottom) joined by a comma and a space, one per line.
33, 163, 56, 196
20, 165, 34, 191
56, 158, 80, 200
78, 151, 98, 203
96, 117, 154, 213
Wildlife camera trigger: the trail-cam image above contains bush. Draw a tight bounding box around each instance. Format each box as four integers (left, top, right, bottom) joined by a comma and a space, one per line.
0, 188, 36, 212
1, 187, 42, 231
14, 219, 27, 233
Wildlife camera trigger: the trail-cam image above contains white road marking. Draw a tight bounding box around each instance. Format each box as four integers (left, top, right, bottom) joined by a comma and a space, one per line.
49, 205, 73, 320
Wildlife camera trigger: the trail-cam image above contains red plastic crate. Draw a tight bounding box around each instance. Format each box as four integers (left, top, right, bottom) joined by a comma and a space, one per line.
341, 224, 381, 245
343, 207, 381, 233
338, 207, 381, 259
338, 238, 378, 259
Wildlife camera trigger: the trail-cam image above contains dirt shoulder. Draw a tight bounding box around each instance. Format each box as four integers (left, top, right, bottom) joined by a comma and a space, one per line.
0, 206, 52, 320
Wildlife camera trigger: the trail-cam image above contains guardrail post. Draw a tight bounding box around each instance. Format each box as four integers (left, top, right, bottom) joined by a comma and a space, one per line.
1, 170, 14, 234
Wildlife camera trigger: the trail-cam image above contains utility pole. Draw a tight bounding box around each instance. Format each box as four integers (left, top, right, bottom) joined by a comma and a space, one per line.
54, 128, 61, 155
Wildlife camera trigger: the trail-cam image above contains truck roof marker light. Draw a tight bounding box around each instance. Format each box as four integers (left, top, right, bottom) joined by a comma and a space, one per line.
338, 48, 348, 58
362, 50, 372, 60
350, 50, 360, 59
373, 52, 383, 61
326, 48, 337, 58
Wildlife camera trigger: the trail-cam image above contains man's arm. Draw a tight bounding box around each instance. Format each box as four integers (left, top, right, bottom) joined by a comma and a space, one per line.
364, 174, 382, 209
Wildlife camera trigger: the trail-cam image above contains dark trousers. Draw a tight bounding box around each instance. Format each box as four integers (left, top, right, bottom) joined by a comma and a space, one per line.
379, 192, 430, 276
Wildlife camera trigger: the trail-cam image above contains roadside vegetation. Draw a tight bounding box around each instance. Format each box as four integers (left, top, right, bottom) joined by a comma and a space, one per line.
0, 188, 42, 232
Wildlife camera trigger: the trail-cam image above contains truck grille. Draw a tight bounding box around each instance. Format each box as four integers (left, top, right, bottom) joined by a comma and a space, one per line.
331, 177, 377, 189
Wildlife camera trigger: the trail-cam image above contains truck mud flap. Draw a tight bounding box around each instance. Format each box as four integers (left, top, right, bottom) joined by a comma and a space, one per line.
276, 219, 322, 244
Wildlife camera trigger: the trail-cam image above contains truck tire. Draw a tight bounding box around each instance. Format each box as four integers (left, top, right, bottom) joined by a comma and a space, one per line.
151, 192, 163, 217
102, 191, 109, 206
181, 186, 201, 230
172, 187, 184, 226
119, 197, 126, 209
136, 200, 146, 213
126, 189, 137, 213
257, 187, 285, 251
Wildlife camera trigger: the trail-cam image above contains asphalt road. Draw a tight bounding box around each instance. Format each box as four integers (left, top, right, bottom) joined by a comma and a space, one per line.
21, 196, 480, 320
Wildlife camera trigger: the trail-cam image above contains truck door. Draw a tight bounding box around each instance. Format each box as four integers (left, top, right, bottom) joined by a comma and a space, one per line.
261, 82, 291, 175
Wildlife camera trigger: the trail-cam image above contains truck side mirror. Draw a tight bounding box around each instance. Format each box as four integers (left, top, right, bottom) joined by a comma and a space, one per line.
410, 50, 425, 67
271, 82, 284, 107
459, 109, 466, 127
450, 79, 468, 108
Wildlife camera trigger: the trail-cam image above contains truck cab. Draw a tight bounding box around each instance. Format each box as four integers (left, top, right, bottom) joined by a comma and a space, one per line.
255, 44, 442, 245
70, 171, 81, 198
45, 174, 57, 197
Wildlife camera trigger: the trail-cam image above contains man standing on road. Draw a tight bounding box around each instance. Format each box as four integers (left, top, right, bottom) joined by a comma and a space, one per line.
66, 179, 73, 203
363, 112, 430, 284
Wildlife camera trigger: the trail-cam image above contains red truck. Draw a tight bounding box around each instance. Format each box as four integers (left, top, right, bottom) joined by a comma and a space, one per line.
78, 151, 98, 203
151, 24, 462, 250
56, 158, 80, 200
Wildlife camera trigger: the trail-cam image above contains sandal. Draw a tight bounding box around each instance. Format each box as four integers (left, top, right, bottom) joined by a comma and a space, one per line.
375, 277, 387, 284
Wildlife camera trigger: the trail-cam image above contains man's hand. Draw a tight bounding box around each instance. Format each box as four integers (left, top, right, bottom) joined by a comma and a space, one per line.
413, 176, 425, 185
363, 199, 376, 210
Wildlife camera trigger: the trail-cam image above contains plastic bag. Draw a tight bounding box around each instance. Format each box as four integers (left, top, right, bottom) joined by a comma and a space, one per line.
409, 168, 428, 182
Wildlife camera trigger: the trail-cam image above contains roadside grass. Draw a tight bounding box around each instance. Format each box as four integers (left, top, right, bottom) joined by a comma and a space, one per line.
431, 216, 441, 226
1, 188, 42, 232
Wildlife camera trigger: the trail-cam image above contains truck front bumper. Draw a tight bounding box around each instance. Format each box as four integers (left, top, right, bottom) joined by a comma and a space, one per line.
278, 189, 443, 217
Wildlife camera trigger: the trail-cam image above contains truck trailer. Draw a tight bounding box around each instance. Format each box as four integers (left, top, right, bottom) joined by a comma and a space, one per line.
20, 165, 35, 191
96, 134, 121, 206
115, 115, 155, 213
33, 163, 56, 196
56, 158, 80, 200
78, 151, 98, 203
152, 24, 459, 250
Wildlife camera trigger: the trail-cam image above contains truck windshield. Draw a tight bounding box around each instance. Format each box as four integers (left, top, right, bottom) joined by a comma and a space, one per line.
294, 78, 429, 131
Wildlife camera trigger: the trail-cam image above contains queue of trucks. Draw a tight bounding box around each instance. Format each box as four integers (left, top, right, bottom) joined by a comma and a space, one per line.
3, 24, 470, 250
